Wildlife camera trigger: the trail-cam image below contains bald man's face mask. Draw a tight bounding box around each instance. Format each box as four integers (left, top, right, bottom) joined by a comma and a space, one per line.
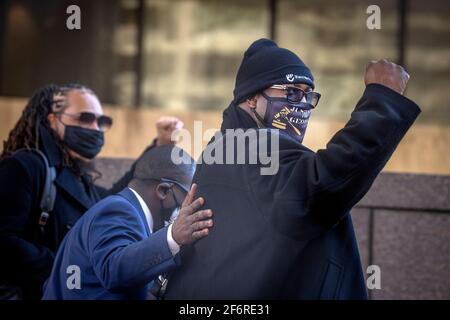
255, 92, 315, 143
157, 178, 188, 228
160, 188, 181, 228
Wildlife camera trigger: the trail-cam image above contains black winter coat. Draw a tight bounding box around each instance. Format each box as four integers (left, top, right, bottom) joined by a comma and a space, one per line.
164, 84, 421, 299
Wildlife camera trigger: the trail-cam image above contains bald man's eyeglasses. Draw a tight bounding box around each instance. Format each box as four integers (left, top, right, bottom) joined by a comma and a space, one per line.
160, 177, 189, 195
144, 177, 189, 194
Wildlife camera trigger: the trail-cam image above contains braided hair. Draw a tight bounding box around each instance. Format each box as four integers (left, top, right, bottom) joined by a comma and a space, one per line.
1, 83, 98, 175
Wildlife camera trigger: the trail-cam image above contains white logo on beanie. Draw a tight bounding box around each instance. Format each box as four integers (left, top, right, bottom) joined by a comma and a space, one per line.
286, 74, 312, 83
286, 74, 295, 82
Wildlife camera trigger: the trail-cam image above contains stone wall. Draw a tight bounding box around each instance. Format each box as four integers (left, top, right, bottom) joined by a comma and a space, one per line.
94, 157, 450, 300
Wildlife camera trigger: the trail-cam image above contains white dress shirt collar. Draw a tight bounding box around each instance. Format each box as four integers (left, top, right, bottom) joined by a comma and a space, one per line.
128, 187, 180, 256
129, 187, 153, 233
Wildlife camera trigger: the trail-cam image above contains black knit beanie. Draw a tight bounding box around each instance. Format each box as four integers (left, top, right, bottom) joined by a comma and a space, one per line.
233, 38, 314, 104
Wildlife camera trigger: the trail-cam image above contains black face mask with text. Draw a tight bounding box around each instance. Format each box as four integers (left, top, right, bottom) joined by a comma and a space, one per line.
252, 92, 313, 143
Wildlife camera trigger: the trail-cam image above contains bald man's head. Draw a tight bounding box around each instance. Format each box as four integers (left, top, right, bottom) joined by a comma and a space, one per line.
128, 145, 196, 232
132, 144, 195, 191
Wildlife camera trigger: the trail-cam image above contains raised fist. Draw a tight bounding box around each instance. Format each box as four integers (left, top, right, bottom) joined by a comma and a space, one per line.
156, 116, 183, 146
365, 59, 410, 95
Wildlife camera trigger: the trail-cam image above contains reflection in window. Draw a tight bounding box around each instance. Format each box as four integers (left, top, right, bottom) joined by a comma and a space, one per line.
277, 0, 398, 120
112, 0, 140, 107
141, 0, 268, 110
406, 0, 450, 124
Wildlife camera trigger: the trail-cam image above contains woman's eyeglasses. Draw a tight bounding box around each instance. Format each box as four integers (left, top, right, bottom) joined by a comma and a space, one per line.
56, 112, 113, 131
270, 85, 321, 107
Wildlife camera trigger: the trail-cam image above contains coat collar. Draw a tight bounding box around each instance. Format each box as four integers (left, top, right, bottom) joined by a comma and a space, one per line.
38, 126, 62, 167
220, 101, 258, 132
54, 168, 97, 210
118, 187, 151, 236
38, 126, 101, 210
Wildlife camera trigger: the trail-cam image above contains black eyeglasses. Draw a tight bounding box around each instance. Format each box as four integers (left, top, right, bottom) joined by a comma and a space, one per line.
56, 112, 113, 131
143, 177, 189, 194
270, 85, 321, 107
159, 177, 189, 194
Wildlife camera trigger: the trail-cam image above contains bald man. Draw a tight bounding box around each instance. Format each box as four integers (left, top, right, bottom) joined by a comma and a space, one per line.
42, 145, 213, 299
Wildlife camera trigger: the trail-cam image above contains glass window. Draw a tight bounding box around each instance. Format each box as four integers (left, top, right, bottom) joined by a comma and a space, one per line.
111, 0, 140, 107
277, 0, 398, 121
406, 0, 450, 124
141, 0, 269, 110
0, 0, 136, 106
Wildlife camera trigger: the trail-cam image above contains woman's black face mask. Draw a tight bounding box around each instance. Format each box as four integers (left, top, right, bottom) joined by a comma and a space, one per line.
253, 92, 314, 143
63, 125, 104, 159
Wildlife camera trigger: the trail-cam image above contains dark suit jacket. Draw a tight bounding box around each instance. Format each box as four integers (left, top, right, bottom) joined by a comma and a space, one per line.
0, 127, 154, 299
42, 188, 178, 299
164, 84, 421, 299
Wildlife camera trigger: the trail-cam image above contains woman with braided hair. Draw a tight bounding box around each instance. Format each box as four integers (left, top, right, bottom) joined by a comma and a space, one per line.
0, 84, 182, 299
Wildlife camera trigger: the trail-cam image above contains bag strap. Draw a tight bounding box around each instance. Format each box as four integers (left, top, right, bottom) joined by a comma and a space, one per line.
13, 149, 57, 234
33, 149, 57, 234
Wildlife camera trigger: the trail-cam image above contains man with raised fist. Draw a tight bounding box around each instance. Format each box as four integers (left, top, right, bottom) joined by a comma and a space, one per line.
164, 39, 421, 300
